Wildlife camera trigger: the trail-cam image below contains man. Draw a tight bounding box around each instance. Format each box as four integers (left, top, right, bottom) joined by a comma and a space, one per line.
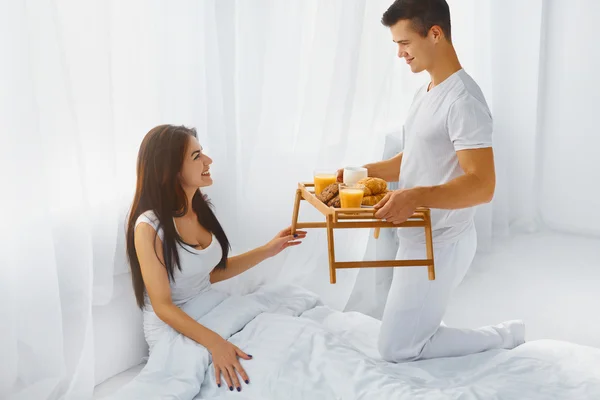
340, 0, 525, 362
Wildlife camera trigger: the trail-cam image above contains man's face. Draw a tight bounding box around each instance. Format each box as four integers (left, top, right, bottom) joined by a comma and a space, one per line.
390, 19, 437, 73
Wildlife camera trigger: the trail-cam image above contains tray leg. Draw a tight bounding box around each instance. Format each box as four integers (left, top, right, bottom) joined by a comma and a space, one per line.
326, 214, 337, 284
291, 189, 302, 235
424, 213, 435, 280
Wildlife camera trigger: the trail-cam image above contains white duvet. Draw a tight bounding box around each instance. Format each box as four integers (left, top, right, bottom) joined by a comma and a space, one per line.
107, 284, 600, 400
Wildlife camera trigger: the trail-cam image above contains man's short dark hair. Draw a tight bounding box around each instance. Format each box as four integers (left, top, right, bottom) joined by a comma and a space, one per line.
381, 0, 452, 42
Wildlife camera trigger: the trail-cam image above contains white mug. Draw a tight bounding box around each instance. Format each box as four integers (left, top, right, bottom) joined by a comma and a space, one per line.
343, 166, 368, 184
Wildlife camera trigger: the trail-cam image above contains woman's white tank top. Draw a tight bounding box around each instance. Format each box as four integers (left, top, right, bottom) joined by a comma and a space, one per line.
134, 210, 223, 309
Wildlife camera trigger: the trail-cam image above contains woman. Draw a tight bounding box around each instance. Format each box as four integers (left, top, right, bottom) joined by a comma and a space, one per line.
125, 124, 306, 392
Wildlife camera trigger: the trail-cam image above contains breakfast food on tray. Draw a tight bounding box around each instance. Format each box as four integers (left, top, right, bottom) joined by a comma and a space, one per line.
361, 192, 388, 206
358, 177, 388, 196
358, 177, 389, 206
329, 196, 341, 208
316, 182, 339, 203
315, 177, 389, 208
315, 183, 341, 207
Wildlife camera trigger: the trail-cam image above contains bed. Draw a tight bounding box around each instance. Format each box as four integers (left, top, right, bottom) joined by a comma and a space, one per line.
93, 283, 600, 400
96, 130, 600, 399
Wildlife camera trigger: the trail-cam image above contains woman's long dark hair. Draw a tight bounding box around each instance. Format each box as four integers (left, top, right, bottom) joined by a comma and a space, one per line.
126, 125, 230, 309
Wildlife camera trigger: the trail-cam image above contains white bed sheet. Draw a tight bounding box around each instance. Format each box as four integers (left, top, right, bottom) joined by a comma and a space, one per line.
94, 364, 144, 399
96, 284, 600, 400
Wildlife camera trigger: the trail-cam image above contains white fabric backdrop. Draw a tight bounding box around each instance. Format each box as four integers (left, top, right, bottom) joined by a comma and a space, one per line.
2, 0, 594, 399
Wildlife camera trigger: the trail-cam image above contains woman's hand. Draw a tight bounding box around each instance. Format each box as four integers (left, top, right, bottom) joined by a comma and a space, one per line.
209, 338, 253, 392
263, 227, 307, 258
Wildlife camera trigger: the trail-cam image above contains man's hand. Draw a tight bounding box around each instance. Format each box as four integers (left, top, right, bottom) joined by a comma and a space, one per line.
373, 189, 420, 224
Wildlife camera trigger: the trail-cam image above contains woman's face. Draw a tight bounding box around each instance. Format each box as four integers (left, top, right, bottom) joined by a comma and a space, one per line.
179, 136, 213, 189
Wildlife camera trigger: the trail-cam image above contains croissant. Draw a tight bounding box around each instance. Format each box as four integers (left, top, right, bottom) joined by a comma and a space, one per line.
357, 177, 387, 196
362, 191, 388, 206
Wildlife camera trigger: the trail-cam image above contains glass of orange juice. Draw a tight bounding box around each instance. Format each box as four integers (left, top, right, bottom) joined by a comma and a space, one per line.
339, 183, 365, 208
313, 170, 337, 195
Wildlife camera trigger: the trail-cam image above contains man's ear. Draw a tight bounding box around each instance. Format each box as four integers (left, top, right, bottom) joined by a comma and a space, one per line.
430, 25, 443, 42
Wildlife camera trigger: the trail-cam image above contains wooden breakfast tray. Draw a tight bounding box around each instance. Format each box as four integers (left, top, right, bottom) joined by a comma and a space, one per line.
290, 182, 435, 284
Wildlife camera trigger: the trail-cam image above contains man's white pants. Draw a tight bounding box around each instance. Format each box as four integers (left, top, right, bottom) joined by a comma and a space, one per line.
378, 225, 524, 362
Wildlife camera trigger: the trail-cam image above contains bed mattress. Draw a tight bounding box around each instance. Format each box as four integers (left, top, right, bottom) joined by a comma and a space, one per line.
94, 284, 600, 400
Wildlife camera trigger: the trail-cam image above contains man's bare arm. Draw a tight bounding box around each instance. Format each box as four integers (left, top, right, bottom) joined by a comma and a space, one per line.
364, 152, 403, 182
413, 147, 495, 209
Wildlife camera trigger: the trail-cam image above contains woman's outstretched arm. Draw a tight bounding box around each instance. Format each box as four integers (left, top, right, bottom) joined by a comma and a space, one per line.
210, 246, 270, 283
210, 227, 307, 283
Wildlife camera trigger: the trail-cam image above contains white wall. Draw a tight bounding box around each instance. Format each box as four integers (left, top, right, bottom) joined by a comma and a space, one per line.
538, 0, 600, 236
446, 231, 600, 349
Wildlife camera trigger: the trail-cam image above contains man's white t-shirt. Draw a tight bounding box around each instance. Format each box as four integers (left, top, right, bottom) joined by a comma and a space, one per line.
397, 69, 493, 245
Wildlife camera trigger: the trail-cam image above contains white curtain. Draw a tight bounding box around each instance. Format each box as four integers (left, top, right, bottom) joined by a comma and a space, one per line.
2, 0, 576, 398
204, 0, 429, 310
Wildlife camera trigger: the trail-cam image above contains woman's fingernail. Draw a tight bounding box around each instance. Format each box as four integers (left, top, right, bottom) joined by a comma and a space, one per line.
294, 234, 298, 238
248, 354, 253, 358
245, 379, 250, 384
217, 384, 221, 387
237, 387, 241, 392
229, 386, 233, 391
